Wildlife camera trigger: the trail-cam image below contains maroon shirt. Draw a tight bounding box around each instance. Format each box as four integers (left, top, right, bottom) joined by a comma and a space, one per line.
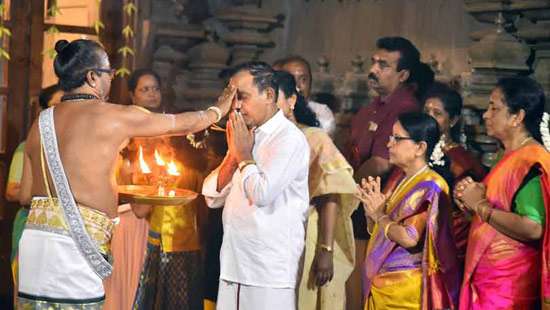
348, 86, 418, 240
348, 86, 418, 169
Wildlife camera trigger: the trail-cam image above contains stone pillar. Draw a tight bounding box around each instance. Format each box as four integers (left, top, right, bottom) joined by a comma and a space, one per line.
465, 16, 530, 110
174, 31, 230, 111
534, 46, 550, 99
151, 45, 187, 103
148, 0, 207, 111
336, 55, 369, 113
517, 18, 550, 98
311, 56, 336, 95
214, 5, 280, 65
461, 9, 531, 166
332, 55, 370, 151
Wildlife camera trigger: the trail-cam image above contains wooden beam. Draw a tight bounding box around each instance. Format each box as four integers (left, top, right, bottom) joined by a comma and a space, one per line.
6, 0, 32, 151
29, 0, 46, 128
43, 23, 96, 35
100, 0, 124, 105
0, 1, 38, 306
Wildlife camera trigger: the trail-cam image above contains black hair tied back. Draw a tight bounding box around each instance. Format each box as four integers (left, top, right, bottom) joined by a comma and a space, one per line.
55, 39, 70, 54
52, 39, 106, 91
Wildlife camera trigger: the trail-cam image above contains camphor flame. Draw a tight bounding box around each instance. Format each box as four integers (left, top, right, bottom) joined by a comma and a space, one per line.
154, 149, 165, 166
167, 160, 180, 176
138, 145, 151, 174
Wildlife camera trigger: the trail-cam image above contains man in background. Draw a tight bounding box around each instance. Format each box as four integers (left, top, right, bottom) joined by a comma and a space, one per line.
274, 55, 336, 136
345, 36, 428, 309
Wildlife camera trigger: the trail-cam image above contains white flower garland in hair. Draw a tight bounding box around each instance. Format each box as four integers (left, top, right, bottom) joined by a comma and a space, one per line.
429, 136, 446, 167
540, 112, 550, 151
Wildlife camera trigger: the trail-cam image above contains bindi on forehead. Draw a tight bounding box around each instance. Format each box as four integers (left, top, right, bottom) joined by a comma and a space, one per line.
425, 99, 444, 110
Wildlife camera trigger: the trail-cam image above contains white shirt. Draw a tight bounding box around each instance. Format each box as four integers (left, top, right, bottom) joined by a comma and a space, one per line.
202, 111, 310, 288
308, 100, 336, 136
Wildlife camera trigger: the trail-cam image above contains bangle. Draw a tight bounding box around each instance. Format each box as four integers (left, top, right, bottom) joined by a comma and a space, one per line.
366, 225, 373, 236
376, 214, 389, 223
473, 199, 492, 222
478, 200, 494, 223
206, 106, 222, 123
318, 243, 333, 252
238, 159, 256, 172
366, 218, 374, 235
473, 198, 488, 213
384, 222, 395, 239
485, 207, 494, 223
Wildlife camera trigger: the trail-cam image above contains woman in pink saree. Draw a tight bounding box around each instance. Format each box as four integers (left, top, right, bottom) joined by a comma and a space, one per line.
455, 76, 550, 309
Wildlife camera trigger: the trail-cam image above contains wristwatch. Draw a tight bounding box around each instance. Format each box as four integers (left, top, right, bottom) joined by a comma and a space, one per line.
238, 159, 256, 172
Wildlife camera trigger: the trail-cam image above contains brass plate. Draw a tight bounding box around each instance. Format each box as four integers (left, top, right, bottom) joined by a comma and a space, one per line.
118, 185, 198, 206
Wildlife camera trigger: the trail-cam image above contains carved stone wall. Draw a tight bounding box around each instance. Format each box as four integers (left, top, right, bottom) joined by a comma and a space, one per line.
138, 0, 550, 163
138, 0, 279, 111
255, 0, 484, 151
462, 1, 550, 166
261, 0, 481, 79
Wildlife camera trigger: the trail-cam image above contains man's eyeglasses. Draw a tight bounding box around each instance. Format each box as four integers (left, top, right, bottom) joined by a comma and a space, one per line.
389, 135, 415, 143
93, 68, 115, 78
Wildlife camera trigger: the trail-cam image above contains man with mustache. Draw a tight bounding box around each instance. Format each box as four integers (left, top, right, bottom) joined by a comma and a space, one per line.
345, 36, 422, 309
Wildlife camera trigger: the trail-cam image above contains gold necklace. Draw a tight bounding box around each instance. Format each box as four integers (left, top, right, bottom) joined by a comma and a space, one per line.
514, 136, 533, 150
519, 136, 533, 147
386, 165, 429, 209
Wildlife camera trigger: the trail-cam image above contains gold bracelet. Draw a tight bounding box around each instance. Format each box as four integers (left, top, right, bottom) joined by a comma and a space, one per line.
478, 201, 494, 223
384, 222, 395, 239
473, 199, 492, 222
485, 207, 494, 223
318, 243, 333, 252
366, 219, 374, 235
366, 225, 373, 236
472, 198, 488, 213
238, 159, 256, 172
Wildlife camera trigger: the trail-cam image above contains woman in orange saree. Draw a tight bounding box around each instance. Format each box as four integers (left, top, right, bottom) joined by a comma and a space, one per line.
358, 112, 460, 309
455, 76, 550, 309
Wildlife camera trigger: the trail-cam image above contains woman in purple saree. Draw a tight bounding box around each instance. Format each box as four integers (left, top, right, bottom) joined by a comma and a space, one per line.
357, 112, 460, 309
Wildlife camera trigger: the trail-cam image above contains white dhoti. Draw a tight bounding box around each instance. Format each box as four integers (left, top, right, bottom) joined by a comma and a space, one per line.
18, 197, 114, 309
217, 280, 296, 310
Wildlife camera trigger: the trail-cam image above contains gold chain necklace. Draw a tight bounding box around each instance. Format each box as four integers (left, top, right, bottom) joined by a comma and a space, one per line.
519, 136, 533, 148
386, 165, 429, 210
